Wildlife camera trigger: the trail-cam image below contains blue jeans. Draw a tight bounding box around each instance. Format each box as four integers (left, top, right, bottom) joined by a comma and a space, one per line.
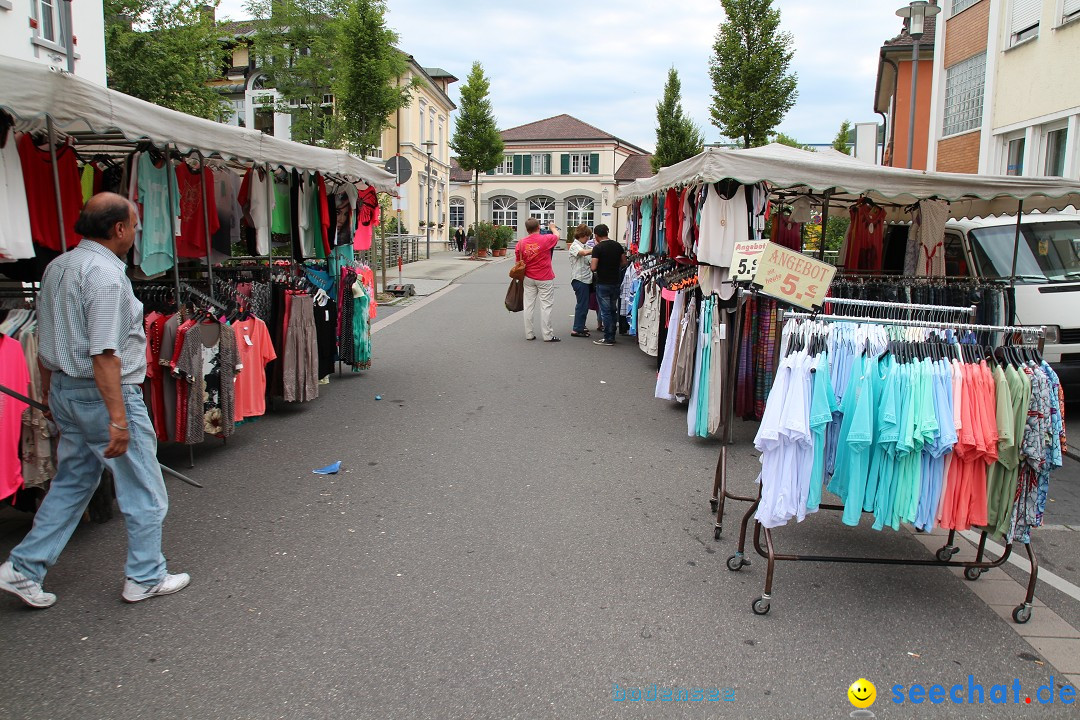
571, 279, 591, 333
595, 283, 619, 343
8, 375, 169, 585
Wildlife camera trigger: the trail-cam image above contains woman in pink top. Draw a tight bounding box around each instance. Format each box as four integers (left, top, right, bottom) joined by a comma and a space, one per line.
515, 218, 561, 342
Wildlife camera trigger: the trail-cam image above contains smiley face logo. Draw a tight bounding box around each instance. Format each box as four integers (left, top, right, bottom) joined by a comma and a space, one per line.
848, 678, 876, 709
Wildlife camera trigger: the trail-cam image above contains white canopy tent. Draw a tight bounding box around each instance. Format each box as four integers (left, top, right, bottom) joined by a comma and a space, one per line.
615, 144, 1080, 221
0, 55, 395, 190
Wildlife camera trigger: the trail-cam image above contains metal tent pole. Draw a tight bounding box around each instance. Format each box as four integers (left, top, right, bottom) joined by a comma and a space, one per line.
817, 189, 833, 262
1009, 199, 1024, 324
46, 116, 68, 253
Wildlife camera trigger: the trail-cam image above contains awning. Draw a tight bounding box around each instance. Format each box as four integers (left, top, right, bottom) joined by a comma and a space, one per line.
0, 56, 396, 190
615, 144, 1080, 220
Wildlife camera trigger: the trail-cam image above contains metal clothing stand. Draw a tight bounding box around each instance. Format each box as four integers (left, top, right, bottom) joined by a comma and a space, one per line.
724, 309, 1046, 623
709, 294, 978, 540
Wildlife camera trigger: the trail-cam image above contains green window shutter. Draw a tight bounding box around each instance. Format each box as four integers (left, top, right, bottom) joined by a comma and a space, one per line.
589, 153, 599, 175
523, 155, 532, 175
560, 154, 570, 175
546, 154, 552, 174
486, 169, 495, 176
512, 154, 522, 175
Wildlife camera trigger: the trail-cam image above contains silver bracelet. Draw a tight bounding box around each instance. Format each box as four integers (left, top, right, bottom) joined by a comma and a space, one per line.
109, 421, 129, 431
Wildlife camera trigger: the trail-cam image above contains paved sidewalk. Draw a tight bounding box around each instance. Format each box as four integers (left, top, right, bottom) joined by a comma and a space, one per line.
386, 250, 506, 297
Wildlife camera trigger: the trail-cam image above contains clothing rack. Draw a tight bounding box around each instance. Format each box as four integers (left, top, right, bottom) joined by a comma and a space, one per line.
821, 296, 976, 318
723, 307, 1047, 622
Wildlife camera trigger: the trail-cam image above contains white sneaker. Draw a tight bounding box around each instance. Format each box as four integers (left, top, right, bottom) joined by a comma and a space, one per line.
122, 573, 191, 603
0, 561, 56, 609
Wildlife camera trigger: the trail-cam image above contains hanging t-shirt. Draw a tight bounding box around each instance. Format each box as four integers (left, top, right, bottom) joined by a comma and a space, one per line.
238, 168, 276, 255
233, 316, 276, 421
175, 164, 220, 258
271, 172, 291, 235
333, 183, 359, 247
664, 188, 683, 257
0, 130, 34, 261
353, 185, 380, 251
212, 167, 242, 256
0, 334, 30, 501
137, 152, 181, 276
638, 196, 654, 254
17, 133, 82, 251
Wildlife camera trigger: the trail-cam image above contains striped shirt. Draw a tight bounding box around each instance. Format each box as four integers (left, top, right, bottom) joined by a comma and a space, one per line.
37, 240, 147, 385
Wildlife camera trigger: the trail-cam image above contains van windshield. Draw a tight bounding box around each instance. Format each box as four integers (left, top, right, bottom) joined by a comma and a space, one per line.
969, 221, 1080, 283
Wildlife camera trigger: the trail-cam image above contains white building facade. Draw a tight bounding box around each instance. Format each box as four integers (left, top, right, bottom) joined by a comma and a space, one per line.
0, 0, 106, 84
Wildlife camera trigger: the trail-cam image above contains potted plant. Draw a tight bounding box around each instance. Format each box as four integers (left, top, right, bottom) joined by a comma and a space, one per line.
474, 221, 496, 257
494, 225, 514, 256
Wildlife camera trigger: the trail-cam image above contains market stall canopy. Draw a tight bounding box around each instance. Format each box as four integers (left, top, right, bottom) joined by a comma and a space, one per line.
0, 56, 396, 191
615, 143, 1080, 220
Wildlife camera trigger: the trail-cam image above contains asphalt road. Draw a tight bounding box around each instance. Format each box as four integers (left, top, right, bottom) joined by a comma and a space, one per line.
1, 259, 1078, 719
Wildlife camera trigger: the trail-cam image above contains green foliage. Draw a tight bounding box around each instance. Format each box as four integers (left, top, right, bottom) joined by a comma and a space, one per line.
493, 225, 514, 250
104, 0, 230, 119
330, 0, 417, 157
708, 0, 798, 148
833, 119, 853, 155
382, 214, 407, 235
450, 62, 503, 233
803, 216, 850, 255
245, 0, 342, 146
652, 67, 704, 172
472, 221, 497, 251
770, 132, 811, 151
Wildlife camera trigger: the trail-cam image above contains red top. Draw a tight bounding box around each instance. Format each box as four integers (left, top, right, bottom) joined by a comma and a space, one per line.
664, 188, 683, 257
316, 173, 332, 256
514, 232, 559, 281
17, 133, 82, 251
175, 164, 220, 258
844, 201, 886, 271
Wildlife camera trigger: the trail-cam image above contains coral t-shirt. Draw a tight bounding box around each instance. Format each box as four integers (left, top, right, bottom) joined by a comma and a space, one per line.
233, 317, 276, 421
0, 335, 30, 500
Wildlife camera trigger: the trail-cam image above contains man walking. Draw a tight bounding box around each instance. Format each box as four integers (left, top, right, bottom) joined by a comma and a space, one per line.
590, 224, 626, 346
454, 226, 466, 253
0, 193, 189, 609
515, 217, 561, 342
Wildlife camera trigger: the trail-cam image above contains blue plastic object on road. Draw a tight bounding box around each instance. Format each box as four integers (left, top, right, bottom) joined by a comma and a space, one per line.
375, 395, 382, 400
313, 461, 341, 475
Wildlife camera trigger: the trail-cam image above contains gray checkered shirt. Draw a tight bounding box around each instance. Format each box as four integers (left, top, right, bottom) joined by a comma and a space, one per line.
37, 240, 147, 385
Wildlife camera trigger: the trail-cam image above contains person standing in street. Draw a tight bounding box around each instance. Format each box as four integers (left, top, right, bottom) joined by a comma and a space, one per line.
568, 224, 594, 337
454, 225, 466, 253
0, 193, 189, 609
590, 224, 626, 347
515, 217, 561, 342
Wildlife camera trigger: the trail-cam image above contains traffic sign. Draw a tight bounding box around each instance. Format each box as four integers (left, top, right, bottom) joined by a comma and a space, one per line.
385, 155, 413, 184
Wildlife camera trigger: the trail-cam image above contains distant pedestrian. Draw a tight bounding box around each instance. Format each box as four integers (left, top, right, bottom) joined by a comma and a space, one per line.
0, 193, 189, 609
568, 224, 594, 337
590, 224, 626, 346
454, 226, 466, 253
515, 218, 561, 342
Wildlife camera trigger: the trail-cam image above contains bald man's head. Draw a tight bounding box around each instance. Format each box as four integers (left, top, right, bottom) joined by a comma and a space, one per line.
74, 192, 137, 241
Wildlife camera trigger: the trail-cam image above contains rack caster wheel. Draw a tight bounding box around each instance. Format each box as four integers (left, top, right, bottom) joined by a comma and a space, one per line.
751, 597, 771, 615
710, 498, 719, 513
727, 555, 746, 572
1012, 605, 1032, 624
964, 566, 983, 581
714, 525, 723, 540
936, 545, 959, 562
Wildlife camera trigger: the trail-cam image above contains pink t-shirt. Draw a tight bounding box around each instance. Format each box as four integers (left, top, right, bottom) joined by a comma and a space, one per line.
0, 335, 30, 500
232, 317, 277, 421
514, 232, 559, 281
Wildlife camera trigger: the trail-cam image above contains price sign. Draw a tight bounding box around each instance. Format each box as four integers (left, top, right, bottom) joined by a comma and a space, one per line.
752, 241, 836, 311
728, 240, 768, 281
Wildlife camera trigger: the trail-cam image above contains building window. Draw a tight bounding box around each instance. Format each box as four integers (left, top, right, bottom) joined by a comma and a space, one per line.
1006, 136, 1026, 176
450, 198, 465, 228
35, 0, 62, 43
494, 155, 514, 175
429, 110, 435, 148
568, 153, 591, 174
491, 196, 517, 228
1044, 127, 1067, 176
1009, 0, 1040, 45
528, 197, 555, 229
950, 0, 978, 16
1065, 0, 1080, 23
941, 53, 986, 137
566, 196, 595, 228
530, 153, 550, 175
419, 99, 427, 143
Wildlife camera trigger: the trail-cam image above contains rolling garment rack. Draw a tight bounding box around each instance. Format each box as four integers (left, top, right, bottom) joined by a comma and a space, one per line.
708, 294, 977, 540
724, 304, 1047, 622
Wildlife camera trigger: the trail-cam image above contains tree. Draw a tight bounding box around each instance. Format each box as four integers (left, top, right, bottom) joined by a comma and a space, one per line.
245, 0, 342, 145
770, 132, 811, 151
104, 0, 230, 119
832, 119, 853, 155
450, 61, 503, 251
652, 67, 705, 172
708, 0, 797, 148
331, 0, 417, 158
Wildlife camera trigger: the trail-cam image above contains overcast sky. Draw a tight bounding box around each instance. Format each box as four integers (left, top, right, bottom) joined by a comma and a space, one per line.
217, 0, 909, 152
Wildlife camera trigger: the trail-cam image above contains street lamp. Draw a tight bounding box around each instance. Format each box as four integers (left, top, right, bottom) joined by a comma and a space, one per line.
896, 0, 940, 169
422, 140, 435, 259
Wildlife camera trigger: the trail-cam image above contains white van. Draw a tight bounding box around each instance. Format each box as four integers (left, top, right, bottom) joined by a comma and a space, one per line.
940, 214, 1080, 394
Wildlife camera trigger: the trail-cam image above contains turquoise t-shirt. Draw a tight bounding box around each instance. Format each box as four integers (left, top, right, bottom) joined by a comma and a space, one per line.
639, 196, 654, 253
807, 351, 838, 512
137, 153, 180, 277
841, 356, 876, 527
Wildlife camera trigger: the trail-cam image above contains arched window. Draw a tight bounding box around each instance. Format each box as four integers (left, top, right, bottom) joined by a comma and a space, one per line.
491, 196, 517, 228
528, 196, 555, 230
566, 196, 595, 229
450, 197, 465, 228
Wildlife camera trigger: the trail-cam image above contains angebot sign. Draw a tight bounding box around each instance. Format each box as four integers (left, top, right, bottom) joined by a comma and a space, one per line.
728, 240, 768, 281
751, 241, 835, 310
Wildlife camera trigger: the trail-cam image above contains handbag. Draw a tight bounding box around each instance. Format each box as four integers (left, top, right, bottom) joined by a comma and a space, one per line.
504, 277, 524, 312
509, 256, 527, 281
